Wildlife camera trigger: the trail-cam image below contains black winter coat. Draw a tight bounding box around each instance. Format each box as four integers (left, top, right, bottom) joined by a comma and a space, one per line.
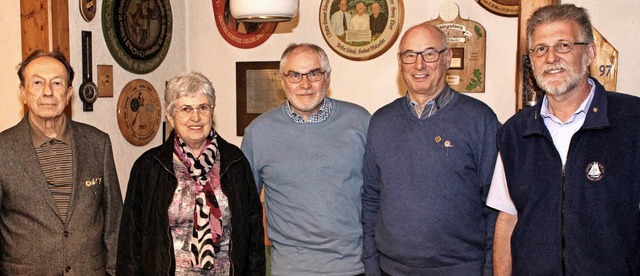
116, 131, 265, 275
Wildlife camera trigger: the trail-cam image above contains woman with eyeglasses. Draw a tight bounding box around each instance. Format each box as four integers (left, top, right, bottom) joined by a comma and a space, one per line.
117, 72, 265, 275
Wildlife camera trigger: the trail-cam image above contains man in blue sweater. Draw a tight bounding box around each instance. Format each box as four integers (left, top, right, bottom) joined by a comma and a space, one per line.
488, 4, 640, 275
362, 23, 499, 275
242, 43, 370, 275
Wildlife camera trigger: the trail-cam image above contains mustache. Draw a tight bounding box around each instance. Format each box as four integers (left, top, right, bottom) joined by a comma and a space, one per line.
541, 64, 568, 73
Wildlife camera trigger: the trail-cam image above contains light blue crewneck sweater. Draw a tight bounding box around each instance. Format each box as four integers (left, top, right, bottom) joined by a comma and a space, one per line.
242, 98, 371, 276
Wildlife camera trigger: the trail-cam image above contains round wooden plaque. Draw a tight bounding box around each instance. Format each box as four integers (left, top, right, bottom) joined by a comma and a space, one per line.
475, 0, 519, 17
116, 79, 162, 146
319, 0, 404, 61
102, 0, 173, 74
211, 0, 277, 49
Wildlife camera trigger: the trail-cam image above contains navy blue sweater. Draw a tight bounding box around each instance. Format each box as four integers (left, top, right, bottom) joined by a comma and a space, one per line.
362, 90, 499, 275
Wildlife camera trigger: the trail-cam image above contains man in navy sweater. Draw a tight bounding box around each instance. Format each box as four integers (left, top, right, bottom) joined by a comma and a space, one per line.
488, 4, 640, 275
362, 23, 499, 275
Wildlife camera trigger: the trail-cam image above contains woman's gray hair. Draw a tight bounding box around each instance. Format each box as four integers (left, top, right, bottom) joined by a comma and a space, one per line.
279, 43, 332, 75
526, 4, 594, 47
165, 72, 216, 115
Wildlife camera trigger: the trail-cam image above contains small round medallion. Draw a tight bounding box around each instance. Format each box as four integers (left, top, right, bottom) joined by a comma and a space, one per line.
80, 0, 97, 22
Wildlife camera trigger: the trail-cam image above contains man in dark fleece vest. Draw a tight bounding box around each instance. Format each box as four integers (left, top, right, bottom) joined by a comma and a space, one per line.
362, 23, 499, 275
488, 4, 640, 275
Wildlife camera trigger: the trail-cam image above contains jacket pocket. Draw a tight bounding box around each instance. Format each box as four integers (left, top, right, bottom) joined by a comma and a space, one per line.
91, 252, 106, 270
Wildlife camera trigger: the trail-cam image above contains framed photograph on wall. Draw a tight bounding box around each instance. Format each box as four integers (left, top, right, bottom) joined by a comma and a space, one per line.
236, 61, 287, 136
319, 0, 404, 61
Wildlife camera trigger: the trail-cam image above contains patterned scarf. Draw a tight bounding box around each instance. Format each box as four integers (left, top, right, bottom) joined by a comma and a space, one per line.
174, 129, 222, 270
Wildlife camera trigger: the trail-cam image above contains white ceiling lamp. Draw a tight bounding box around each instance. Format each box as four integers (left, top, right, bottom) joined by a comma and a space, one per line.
230, 0, 299, 23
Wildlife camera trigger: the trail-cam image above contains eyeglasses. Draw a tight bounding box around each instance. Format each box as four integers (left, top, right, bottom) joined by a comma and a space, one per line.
175, 104, 212, 117
529, 41, 589, 57
399, 48, 448, 64
282, 69, 326, 83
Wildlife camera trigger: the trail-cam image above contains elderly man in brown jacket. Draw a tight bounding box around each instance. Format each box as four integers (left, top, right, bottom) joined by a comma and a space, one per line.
0, 50, 122, 275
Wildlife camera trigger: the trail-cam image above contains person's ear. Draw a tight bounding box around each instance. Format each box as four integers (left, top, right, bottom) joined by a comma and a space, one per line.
166, 111, 175, 128
66, 86, 73, 103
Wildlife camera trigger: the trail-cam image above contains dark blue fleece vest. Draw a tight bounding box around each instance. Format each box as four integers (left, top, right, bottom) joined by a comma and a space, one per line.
498, 79, 640, 275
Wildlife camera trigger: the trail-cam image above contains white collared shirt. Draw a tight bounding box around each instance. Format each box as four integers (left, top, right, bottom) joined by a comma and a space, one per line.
486, 79, 596, 215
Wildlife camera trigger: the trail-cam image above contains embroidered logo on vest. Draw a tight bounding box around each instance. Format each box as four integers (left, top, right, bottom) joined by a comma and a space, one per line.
585, 161, 605, 181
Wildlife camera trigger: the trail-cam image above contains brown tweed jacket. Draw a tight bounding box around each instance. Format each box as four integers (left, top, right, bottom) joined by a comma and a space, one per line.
0, 116, 122, 275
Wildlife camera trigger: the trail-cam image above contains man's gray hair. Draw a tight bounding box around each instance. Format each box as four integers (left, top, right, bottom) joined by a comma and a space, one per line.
280, 43, 332, 75
526, 4, 594, 47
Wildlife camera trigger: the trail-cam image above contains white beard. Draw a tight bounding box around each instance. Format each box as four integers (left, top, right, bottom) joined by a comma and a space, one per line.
533, 53, 589, 96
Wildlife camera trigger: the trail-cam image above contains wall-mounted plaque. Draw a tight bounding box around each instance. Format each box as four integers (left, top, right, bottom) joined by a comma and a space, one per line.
97, 65, 114, 97
590, 27, 618, 91
212, 0, 277, 49
80, 0, 97, 22
236, 61, 286, 136
102, 0, 172, 74
319, 0, 404, 61
428, 2, 486, 93
475, 0, 519, 17
117, 79, 162, 146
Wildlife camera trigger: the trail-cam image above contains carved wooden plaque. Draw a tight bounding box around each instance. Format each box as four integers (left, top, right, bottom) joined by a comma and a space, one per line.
427, 3, 486, 93
97, 65, 114, 97
590, 27, 618, 91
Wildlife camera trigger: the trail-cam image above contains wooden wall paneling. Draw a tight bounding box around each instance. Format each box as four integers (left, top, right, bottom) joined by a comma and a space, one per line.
51, 0, 70, 62
20, 0, 49, 59
20, 0, 71, 117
